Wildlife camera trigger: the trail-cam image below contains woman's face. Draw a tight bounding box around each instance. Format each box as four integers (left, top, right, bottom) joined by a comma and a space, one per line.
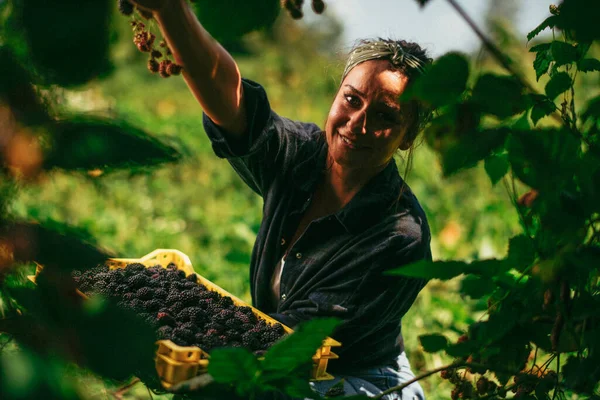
325, 59, 411, 173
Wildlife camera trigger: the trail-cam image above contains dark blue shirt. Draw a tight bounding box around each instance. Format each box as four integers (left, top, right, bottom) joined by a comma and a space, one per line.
203, 79, 432, 372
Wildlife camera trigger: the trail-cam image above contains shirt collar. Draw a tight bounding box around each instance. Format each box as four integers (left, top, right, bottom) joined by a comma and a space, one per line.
291, 135, 404, 234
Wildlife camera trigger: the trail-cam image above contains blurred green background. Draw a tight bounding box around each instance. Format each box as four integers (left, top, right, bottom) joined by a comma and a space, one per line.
6, 1, 596, 398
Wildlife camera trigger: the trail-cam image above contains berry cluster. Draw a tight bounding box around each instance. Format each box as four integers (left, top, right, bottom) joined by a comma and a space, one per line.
72, 262, 286, 354
117, 0, 183, 78
282, 0, 326, 19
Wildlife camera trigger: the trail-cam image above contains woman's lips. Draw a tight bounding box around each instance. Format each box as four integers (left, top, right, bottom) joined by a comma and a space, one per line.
339, 134, 369, 150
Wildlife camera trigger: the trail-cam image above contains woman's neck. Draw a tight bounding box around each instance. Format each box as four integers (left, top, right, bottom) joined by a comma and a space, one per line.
319, 155, 388, 210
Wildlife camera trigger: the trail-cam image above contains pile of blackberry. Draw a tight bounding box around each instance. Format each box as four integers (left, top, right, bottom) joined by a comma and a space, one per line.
72, 263, 286, 354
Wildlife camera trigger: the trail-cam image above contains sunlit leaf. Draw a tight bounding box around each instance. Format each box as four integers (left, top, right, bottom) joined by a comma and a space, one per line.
419, 333, 448, 352
545, 72, 572, 99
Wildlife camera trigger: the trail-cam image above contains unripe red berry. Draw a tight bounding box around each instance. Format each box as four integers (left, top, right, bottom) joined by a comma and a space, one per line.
166, 63, 183, 76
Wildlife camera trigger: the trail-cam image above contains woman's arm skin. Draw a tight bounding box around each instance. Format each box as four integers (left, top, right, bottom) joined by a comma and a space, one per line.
130, 0, 247, 137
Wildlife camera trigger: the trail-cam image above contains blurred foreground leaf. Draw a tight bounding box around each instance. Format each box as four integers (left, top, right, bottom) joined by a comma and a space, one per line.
44, 116, 182, 172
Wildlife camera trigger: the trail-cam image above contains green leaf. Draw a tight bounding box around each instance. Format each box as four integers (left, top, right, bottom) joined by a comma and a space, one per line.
419, 333, 448, 353
208, 348, 260, 384
262, 318, 340, 375
545, 72, 572, 99
193, 0, 279, 42
44, 116, 182, 172
507, 235, 536, 270
387, 259, 510, 280
460, 276, 496, 299
578, 58, 600, 72
533, 47, 552, 81
527, 15, 558, 41
7, 0, 113, 87
530, 97, 556, 125
401, 52, 469, 107
508, 129, 581, 192
555, 0, 600, 42
484, 154, 510, 185
550, 41, 578, 67
441, 128, 508, 177
472, 74, 526, 118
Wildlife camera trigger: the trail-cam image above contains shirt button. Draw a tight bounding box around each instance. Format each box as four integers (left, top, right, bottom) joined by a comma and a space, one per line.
296, 252, 302, 259
280, 238, 286, 246
281, 293, 287, 300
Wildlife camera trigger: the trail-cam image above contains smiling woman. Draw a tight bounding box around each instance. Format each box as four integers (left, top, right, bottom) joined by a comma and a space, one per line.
128, 0, 433, 398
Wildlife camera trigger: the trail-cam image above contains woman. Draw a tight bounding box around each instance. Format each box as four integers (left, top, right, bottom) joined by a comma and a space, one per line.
131, 1, 432, 398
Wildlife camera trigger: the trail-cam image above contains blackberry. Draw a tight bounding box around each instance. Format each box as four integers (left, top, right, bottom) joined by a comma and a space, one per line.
179, 307, 205, 324
71, 270, 82, 279
181, 292, 201, 306
269, 323, 285, 335
166, 263, 178, 270
157, 311, 176, 326
180, 322, 198, 334
118, 0, 134, 15
169, 301, 185, 314
129, 299, 144, 311
144, 299, 161, 312
237, 306, 254, 316
229, 341, 243, 348
116, 284, 128, 294
213, 309, 234, 323
198, 298, 214, 310
123, 292, 135, 301
127, 274, 149, 289
233, 311, 251, 325
241, 331, 261, 349
174, 327, 195, 343
154, 288, 167, 300
241, 323, 254, 332
136, 287, 153, 300
166, 292, 182, 305
225, 319, 242, 329
176, 270, 186, 279
126, 263, 146, 274
204, 322, 225, 334
157, 325, 174, 339
186, 274, 198, 283
218, 296, 234, 309
225, 329, 241, 341
166, 63, 182, 76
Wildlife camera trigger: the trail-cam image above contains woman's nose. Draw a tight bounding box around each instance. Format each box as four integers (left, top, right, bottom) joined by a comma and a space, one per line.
347, 110, 368, 135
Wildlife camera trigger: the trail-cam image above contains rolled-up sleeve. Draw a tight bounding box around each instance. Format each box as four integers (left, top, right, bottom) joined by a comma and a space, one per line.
203, 78, 322, 197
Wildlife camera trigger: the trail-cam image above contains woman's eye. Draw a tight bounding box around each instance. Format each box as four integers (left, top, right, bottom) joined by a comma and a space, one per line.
344, 95, 360, 107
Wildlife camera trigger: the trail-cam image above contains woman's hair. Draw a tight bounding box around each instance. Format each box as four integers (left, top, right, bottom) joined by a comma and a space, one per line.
342, 38, 433, 149
341, 38, 433, 187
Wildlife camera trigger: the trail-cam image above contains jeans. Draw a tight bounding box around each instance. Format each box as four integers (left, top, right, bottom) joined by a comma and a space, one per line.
309, 352, 425, 400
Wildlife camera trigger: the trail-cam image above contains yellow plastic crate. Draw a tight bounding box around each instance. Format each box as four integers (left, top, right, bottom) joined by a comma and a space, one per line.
28, 249, 341, 388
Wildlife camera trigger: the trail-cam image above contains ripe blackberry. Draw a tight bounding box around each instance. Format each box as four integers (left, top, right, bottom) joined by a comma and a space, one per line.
116, 284, 128, 294
241, 323, 254, 331
225, 319, 242, 329
260, 330, 283, 347
179, 307, 206, 324
225, 329, 241, 341
136, 287, 153, 300
154, 288, 167, 300
126, 263, 146, 274
123, 292, 135, 301
157, 325, 174, 339
181, 292, 201, 306
198, 298, 214, 310
166, 292, 182, 305
213, 309, 234, 323
129, 299, 144, 311
127, 274, 149, 289
180, 322, 198, 333
118, 0, 134, 15
204, 322, 225, 334
186, 274, 198, 283
233, 311, 251, 325
144, 299, 162, 312
241, 331, 261, 349
218, 296, 234, 309
169, 301, 185, 315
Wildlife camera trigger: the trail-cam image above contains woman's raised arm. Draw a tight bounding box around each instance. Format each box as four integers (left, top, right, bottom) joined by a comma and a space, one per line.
133, 0, 247, 137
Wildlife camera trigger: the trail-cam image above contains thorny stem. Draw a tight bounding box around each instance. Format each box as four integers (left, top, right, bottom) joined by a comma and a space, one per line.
373, 362, 516, 400
444, 0, 590, 146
